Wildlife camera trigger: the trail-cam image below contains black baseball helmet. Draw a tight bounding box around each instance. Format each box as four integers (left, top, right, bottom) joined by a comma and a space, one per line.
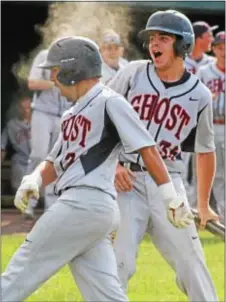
39, 36, 102, 85
138, 10, 195, 58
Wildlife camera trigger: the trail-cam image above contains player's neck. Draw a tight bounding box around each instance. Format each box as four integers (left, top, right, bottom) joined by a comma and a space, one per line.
216, 60, 225, 73
156, 59, 185, 82
73, 79, 100, 101
190, 46, 204, 61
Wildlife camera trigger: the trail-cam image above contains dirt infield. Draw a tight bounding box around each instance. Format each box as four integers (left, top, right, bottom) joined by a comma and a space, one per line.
1, 209, 43, 235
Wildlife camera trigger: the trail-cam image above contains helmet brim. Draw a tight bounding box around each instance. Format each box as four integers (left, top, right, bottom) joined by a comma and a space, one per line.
38, 60, 60, 69
138, 26, 186, 41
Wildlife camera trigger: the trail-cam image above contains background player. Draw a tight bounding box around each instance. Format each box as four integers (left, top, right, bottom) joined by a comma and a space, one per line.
1, 36, 193, 302
185, 21, 218, 74
100, 29, 128, 84
108, 10, 219, 301
1, 92, 31, 195
197, 31, 225, 224
26, 47, 70, 217
183, 20, 219, 205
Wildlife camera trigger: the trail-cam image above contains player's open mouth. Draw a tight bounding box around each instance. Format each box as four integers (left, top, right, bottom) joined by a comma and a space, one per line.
153, 51, 162, 58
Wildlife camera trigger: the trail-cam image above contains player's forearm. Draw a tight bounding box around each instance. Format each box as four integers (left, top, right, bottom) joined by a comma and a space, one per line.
28, 79, 55, 91
31, 160, 57, 188
196, 152, 216, 210
139, 146, 171, 185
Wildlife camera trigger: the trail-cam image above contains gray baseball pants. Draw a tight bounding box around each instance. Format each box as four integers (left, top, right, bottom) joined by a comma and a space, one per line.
1, 188, 128, 302
114, 172, 218, 302
213, 124, 225, 223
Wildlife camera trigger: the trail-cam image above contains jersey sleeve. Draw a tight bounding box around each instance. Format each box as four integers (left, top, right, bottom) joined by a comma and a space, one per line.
28, 50, 48, 80
1, 127, 9, 150
106, 96, 156, 153
195, 88, 215, 153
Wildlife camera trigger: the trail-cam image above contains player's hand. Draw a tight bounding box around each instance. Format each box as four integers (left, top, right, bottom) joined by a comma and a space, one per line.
14, 175, 40, 213
114, 164, 136, 192
197, 206, 219, 228
166, 196, 194, 228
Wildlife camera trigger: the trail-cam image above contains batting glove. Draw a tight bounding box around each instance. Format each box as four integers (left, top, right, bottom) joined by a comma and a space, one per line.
14, 174, 42, 213
159, 182, 194, 228
167, 197, 194, 228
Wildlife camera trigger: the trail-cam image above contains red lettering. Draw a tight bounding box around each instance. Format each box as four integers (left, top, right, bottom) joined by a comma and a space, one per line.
78, 116, 91, 147
131, 95, 142, 114
140, 94, 158, 120
175, 109, 190, 139
165, 104, 182, 130
62, 114, 91, 145
154, 98, 170, 124
62, 116, 75, 141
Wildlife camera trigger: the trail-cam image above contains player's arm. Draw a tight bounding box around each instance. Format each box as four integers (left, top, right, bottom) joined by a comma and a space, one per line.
195, 88, 219, 226
28, 79, 54, 91
14, 132, 62, 213
28, 50, 54, 91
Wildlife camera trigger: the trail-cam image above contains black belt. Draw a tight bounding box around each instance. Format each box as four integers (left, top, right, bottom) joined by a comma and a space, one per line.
119, 162, 147, 172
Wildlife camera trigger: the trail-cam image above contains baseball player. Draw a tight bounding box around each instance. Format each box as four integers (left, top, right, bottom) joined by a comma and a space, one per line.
197, 31, 225, 224
1, 36, 193, 302
26, 47, 70, 217
183, 21, 218, 204
100, 29, 128, 84
108, 10, 219, 301
1, 94, 31, 193
185, 21, 218, 74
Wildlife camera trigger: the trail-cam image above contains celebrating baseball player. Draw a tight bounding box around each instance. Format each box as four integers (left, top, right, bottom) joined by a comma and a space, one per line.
100, 29, 128, 84
1, 36, 194, 302
197, 31, 225, 224
108, 10, 219, 301
1, 93, 31, 194
26, 47, 70, 217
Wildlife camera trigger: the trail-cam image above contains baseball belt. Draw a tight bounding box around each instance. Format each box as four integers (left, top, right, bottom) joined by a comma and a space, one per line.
119, 162, 147, 172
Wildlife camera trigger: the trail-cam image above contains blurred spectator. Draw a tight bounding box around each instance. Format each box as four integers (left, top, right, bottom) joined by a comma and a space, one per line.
99, 29, 128, 84
26, 47, 70, 217
1, 92, 32, 194
197, 31, 225, 223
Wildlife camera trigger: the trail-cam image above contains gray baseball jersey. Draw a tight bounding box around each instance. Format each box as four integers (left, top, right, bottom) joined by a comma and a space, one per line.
101, 58, 128, 85
1, 119, 31, 165
108, 60, 215, 173
46, 82, 155, 198
29, 49, 70, 116
185, 54, 215, 74
196, 62, 225, 121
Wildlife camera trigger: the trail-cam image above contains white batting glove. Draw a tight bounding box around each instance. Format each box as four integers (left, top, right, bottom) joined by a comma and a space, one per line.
14, 173, 42, 213
159, 182, 194, 228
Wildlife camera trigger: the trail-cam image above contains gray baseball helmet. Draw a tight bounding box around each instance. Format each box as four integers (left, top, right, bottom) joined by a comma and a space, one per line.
138, 10, 194, 58
39, 36, 102, 85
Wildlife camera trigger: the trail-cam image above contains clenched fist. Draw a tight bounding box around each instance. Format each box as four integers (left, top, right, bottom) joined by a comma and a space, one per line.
167, 197, 194, 228
14, 175, 41, 213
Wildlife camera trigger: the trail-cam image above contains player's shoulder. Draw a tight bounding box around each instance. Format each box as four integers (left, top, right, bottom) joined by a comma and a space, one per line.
124, 59, 149, 72
192, 74, 212, 105
61, 105, 75, 120
102, 85, 126, 102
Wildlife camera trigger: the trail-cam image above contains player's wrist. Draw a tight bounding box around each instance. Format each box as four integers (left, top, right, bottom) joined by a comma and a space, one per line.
158, 182, 177, 201
25, 171, 43, 188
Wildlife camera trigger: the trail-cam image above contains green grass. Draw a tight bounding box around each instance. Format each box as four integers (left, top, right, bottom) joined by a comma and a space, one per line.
2, 231, 224, 302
